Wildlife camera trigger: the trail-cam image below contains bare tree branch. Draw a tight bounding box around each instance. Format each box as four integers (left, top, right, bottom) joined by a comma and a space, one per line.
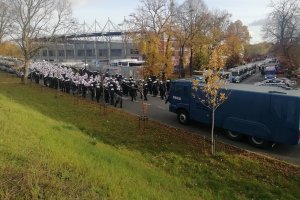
8, 0, 73, 84
0, 0, 12, 43
263, 0, 300, 68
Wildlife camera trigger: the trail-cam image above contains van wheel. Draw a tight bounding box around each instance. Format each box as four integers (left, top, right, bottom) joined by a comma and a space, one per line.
177, 110, 189, 125
226, 130, 243, 141
248, 136, 269, 148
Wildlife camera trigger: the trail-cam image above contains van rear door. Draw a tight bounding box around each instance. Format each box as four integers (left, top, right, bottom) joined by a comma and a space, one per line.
270, 95, 300, 145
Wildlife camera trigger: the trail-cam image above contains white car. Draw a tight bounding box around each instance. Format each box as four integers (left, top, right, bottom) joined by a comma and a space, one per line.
254, 78, 295, 88
279, 78, 296, 87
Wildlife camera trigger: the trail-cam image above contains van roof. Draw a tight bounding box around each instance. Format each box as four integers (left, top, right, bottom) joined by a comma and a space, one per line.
172, 79, 300, 97
227, 83, 300, 97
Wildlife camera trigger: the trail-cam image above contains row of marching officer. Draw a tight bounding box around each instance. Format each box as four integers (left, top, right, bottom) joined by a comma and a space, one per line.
28, 61, 124, 107
28, 61, 171, 107
119, 76, 171, 101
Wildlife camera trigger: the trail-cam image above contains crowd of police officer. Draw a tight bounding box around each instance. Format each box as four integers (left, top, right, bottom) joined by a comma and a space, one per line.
29, 62, 171, 108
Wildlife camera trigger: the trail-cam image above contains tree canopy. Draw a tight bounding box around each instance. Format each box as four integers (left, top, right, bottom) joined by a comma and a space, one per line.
263, 0, 300, 68
129, 0, 252, 76
0, 0, 12, 43
6, 0, 73, 83
225, 20, 251, 68
0, 42, 22, 58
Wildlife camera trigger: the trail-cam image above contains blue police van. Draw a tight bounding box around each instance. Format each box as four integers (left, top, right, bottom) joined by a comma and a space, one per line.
264, 66, 277, 80
168, 79, 300, 147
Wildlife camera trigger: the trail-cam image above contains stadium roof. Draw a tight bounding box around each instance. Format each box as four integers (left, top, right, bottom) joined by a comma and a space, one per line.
53, 31, 124, 39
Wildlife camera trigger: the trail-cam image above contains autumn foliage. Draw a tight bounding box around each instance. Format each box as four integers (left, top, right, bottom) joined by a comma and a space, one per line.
192, 45, 228, 155
0, 42, 22, 58
135, 33, 165, 77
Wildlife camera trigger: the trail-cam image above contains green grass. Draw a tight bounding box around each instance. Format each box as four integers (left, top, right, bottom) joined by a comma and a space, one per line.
0, 72, 299, 199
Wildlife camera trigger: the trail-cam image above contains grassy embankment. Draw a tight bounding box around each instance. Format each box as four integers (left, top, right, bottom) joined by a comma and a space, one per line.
0, 72, 299, 199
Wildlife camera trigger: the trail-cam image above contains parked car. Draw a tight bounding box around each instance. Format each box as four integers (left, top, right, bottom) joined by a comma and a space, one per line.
254, 78, 296, 88
255, 79, 286, 87
0, 65, 7, 71
292, 68, 300, 79
279, 77, 297, 87
275, 67, 285, 74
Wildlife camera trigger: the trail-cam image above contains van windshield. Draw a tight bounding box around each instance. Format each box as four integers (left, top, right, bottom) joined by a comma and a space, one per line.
129, 63, 143, 67
265, 69, 276, 75
111, 63, 118, 66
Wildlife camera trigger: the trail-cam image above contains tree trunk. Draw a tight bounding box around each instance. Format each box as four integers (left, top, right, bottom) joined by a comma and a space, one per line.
211, 109, 215, 155
189, 47, 193, 76
164, 36, 171, 79
22, 58, 30, 84
179, 45, 185, 78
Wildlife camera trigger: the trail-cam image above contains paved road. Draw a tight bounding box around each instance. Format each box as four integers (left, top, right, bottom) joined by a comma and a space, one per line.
121, 72, 300, 166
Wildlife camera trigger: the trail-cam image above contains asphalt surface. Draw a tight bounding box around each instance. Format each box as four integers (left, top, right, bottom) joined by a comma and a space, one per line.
121, 71, 300, 167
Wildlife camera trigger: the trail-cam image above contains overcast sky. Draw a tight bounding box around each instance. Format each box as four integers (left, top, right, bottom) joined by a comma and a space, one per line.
72, 0, 272, 44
